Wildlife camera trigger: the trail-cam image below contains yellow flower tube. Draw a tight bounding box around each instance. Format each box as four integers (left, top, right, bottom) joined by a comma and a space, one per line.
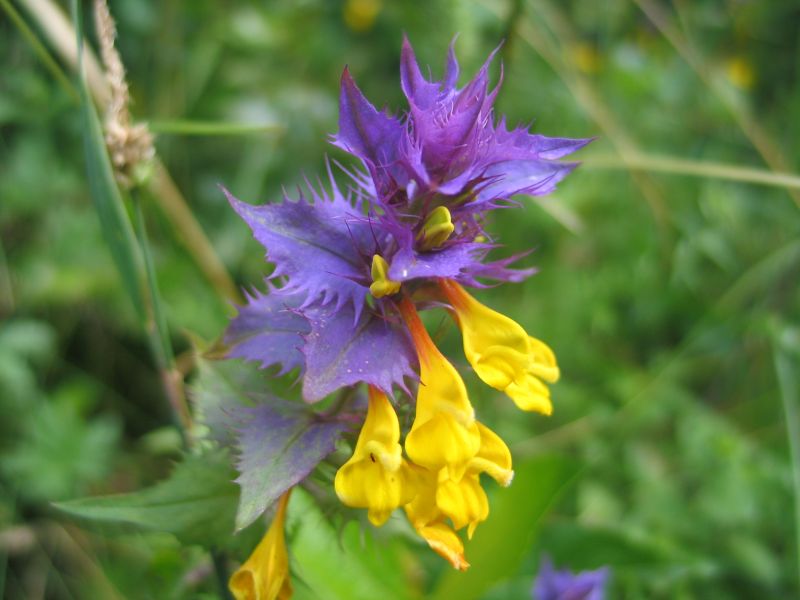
438, 279, 560, 415
334, 387, 415, 525
229, 490, 293, 600
397, 296, 480, 474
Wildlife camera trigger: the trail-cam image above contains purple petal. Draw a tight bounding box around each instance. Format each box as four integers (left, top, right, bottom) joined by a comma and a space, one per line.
223, 186, 373, 313
332, 68, 405, 195
400, 36, 443, 110
224, 288, 309, 374
443, 37, 460, 91
476, 159, 579, 203
493, 120, 594, 161
301, 303, 416, 402
233, 401, 348, 530
388, 243, 485, 282
387, 242, 535, 285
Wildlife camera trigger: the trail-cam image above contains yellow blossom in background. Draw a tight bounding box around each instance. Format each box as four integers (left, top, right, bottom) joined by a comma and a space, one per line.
230, 491, 293, 600
334, 387, 415, 525
725, 56, 756, 90
570, 42, 601, 75
439, 279, 559, 415
343, 0, 381, 33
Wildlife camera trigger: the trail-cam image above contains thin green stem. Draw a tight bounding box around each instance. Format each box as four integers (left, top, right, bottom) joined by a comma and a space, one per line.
0, 235, 13, 316
583, 153, 800, 191
210, 548, 233, 600
1, 0, 79, 101
131, 190, 192, 447
148, 119, 284, 137
773, 331, 800, 592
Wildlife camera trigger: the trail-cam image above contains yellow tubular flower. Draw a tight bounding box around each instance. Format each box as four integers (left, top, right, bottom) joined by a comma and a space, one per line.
435, 471, 488, 537
404, 467, 470, 570
334, 387, 416, 526
433, 422, 514, 539
438, 279, 560, 415
229, 490, 293, 600
397, 297, 480, 474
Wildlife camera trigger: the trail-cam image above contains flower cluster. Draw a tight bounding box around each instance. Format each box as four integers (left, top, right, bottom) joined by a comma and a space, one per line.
224, 37, 588, 595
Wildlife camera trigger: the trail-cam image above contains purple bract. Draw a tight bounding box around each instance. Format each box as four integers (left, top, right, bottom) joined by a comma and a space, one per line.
223, 37, 589, 401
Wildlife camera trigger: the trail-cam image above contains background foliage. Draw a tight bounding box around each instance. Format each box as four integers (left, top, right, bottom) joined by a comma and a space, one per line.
1, 0, 799, 598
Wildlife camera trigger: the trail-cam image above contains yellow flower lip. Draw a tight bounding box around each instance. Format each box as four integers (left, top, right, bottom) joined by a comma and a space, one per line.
438, 278, 560, 415
369, 254, 401, 298
229, 490, 293, 600
334, 387, 415, 526
416, 522, 470, 571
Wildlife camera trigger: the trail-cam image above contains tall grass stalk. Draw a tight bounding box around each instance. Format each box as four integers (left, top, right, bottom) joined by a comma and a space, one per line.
17, 0, 241, 304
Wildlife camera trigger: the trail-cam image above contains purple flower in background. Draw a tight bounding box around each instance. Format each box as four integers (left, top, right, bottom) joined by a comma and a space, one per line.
533, 556, 610, 600
223, 37, 589, 404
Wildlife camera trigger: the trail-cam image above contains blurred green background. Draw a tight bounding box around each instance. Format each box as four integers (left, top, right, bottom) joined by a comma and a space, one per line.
2, 0, 799, 598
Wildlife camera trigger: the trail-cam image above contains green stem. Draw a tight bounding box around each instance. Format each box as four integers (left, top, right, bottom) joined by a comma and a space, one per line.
148, 119, 284, 136
0, 235, 13, 316
773, 331, 800, 592
584, 153, 800, 191
210, 548, 233, 600
131, 190, 192, 448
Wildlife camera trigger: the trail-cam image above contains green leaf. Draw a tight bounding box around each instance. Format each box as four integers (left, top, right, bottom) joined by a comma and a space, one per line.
431, 454, 581, 600
287, 489, 410, 600
54, 451, 239, 547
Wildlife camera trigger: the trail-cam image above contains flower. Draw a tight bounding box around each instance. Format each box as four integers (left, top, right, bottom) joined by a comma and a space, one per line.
334, 387, 415, 525
229, 491, 293, 600
533, 556, 610, 600
439, 278, 559, 414
222, 36, 588, 571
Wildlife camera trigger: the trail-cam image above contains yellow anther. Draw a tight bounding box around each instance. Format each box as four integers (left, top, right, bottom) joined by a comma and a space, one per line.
417, 206, 455, 251
369, 255, 401, 298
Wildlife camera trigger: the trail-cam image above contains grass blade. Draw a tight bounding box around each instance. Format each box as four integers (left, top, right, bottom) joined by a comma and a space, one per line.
773, 327, 800, 593
72, 0, 145, 318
